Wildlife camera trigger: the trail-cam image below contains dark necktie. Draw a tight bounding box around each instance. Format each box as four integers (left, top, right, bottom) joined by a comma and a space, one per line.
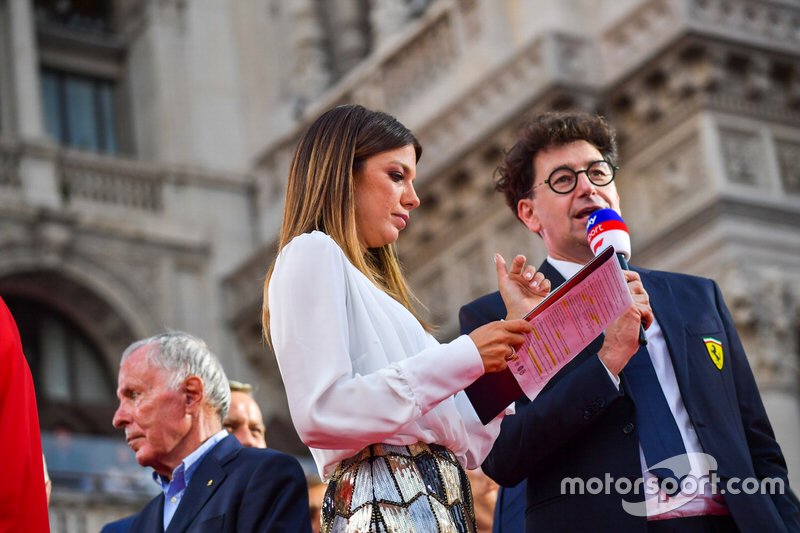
624, 343, 691, 486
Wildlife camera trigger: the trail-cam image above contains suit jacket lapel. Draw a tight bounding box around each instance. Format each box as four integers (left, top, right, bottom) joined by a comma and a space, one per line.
164, 436, 238, 533
638, 270, 691, 410
134, 494, 165, 532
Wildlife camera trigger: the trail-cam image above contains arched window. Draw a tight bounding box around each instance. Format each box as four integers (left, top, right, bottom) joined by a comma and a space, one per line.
4, 296, 118, 435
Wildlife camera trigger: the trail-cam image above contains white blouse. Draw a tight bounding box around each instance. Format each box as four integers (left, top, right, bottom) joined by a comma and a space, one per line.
269, 231, 508, 479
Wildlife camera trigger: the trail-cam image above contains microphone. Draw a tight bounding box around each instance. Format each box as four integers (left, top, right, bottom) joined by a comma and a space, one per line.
586, 208, 647, 346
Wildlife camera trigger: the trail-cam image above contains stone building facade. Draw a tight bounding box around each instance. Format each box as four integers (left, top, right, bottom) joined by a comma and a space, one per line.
1, 0, 798, 530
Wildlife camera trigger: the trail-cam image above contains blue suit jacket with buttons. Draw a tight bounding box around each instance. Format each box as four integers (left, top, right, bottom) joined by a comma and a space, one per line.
460, 260, 800, 533
127, 435, 311, 533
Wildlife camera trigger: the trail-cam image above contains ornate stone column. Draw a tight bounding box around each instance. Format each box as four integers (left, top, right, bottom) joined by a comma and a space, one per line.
8, 0, 44, 139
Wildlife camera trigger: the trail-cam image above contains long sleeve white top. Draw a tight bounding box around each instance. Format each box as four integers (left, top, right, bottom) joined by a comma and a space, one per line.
269, 231, 507, 479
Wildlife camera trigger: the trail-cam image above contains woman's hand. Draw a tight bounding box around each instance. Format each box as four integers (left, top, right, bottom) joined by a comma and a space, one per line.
469, 319, 534, 373
495, 253, 551, 320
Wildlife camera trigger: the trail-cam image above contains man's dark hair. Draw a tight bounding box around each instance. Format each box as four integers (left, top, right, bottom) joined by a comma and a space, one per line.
495, 111, 618, 217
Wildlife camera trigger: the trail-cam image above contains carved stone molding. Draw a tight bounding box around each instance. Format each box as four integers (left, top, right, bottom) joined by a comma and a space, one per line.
0, 205, 214, 339
609, 38, 800, 154
264, 0, 796, 215
601, 0, 800, 86
600, 0, 683, 84
0, 268, 137, 369
381, 12, 457, 112
257, 140, 293, 207
368, 0, 410, 49
717, 260, 800, 390
622, 134, 702, 233
69, 241, 163, 320
287, 0, 330, 113
776, 139, 800, 195
457, 0, 480, 38
0, 228, 155, 368
685, 0, 800, 55
415, 32, 597, 181
402, 140, 504, 269
222, 242, 276, 328
720, 128, 763, 186
316, 0, 370, 81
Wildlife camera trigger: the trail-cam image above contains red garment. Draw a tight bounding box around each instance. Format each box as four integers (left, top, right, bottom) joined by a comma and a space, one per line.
0, 296, 50, 533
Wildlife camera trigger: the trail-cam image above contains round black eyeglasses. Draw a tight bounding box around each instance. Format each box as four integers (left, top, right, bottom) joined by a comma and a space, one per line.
530, 160, 618, 194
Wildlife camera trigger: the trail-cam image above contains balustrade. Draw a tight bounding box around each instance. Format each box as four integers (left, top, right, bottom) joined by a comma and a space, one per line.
60, 156, 163, 212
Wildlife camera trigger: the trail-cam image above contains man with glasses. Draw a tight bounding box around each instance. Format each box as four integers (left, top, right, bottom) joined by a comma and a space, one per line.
460, 111, 800, 532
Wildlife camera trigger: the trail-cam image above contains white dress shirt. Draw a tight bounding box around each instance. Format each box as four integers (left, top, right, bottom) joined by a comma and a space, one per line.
547, 257, 727, 519
269, 232, 508, 479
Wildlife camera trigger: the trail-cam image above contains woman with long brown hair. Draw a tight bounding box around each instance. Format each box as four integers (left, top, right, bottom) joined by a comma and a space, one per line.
264, 104, 548, 531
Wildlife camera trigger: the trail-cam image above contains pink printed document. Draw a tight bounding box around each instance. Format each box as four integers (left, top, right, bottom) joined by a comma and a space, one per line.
465, 245, 631, 424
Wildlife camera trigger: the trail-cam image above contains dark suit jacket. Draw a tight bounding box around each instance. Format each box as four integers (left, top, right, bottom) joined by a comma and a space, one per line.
128, 435, 311, 533
461, 260, 800, 533
492, 481, 525, 533
100, 515, 137, 533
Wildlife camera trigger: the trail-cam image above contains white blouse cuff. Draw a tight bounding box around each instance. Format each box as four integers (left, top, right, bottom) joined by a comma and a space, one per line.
402, 334, 484, 411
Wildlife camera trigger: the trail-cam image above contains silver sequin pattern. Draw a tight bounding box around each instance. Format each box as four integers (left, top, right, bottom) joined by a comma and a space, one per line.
322, 442, 477, 533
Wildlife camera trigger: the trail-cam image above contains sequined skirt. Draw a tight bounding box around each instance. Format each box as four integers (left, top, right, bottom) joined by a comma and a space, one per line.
321, 442, 477, 533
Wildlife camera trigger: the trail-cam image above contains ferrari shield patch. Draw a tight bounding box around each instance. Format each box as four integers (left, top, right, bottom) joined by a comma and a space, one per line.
703, 337, 724, 370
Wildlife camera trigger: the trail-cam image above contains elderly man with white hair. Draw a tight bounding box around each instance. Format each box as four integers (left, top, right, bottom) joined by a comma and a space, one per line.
110, 331, 310, 533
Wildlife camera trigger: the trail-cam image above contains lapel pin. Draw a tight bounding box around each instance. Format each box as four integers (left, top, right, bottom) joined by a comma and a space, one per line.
207, 479, 213, 486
